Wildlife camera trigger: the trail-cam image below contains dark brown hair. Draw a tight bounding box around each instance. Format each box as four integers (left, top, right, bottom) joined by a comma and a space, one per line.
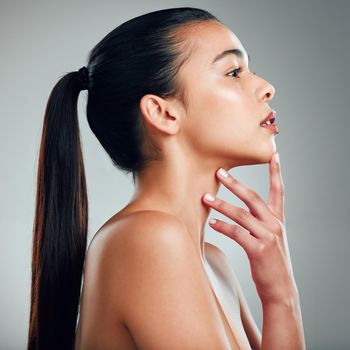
28, 7, 220, 349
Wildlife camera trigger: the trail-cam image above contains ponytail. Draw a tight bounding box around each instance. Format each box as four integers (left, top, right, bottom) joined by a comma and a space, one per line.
28, 71, 89, 349
27, 7, 220, 349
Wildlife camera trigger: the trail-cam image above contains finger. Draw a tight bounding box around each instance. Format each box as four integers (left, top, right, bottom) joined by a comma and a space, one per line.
202, 193, 271, 239
208, 218, 259, 254
216, 168, 273, 223
267, 153, 285, 220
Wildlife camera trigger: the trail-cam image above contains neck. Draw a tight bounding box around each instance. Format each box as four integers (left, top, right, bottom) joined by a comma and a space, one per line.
128, 151, 232, 258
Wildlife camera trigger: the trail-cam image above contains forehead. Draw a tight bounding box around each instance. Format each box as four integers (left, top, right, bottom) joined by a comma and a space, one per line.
185, 21, 248, 67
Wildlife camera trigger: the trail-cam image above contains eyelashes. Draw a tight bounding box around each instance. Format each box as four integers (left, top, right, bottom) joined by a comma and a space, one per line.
227, 67, 242, 78
227, 68, 257, 78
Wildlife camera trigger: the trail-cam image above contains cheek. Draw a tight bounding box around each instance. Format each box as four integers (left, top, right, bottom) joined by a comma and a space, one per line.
182, 83, 261, 157
191, 85, 252, 140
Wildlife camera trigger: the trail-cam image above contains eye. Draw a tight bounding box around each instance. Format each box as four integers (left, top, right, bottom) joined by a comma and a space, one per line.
227, 67, 242, 78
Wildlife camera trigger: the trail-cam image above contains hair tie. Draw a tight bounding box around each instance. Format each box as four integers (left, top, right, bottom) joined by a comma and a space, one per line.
77, 66, 89, 91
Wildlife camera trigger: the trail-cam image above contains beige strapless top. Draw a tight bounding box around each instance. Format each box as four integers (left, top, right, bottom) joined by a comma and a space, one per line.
201, 257, 252, 350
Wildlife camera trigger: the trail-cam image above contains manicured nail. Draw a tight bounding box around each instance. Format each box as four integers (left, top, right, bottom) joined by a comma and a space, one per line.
218, 168, 229, 178
204, 193, 215, 202
273, 153, 280, 164
209, 218, 217, 225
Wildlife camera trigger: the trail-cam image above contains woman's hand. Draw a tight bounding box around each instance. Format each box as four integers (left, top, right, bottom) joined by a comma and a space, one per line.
202, 153, 298, 304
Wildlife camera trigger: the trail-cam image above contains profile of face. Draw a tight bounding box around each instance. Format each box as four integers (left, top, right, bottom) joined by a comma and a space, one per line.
141, 20, 277, 169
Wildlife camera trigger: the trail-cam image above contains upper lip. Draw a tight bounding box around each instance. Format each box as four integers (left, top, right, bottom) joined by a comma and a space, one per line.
260, 110, 277, 125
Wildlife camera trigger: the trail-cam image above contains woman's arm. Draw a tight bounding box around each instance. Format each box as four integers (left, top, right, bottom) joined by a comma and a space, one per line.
208, 243, 305, 350
202, 154, 306, 349
261, 289, 306, 349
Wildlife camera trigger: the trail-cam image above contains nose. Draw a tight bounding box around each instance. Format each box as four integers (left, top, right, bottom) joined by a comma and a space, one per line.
259, 78, 275, 102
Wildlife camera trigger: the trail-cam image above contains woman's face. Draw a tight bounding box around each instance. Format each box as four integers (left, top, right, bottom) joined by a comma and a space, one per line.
178, 20, 277, 167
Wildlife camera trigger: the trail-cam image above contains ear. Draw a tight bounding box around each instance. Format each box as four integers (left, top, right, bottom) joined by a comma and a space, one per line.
139, 94, 182, 135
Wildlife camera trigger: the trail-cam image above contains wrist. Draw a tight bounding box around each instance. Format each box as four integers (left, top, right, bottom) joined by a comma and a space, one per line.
260, 287, 300, 307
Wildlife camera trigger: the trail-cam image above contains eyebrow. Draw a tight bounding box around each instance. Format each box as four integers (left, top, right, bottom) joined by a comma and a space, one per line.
211, 48, 250, 65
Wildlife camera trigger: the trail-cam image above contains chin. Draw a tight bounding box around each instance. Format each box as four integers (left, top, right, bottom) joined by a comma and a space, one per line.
220, 139, 277, 168
253, 145, 277, 164
254, 153, 274, 164
235, 148, 276, 167
224, 154, 273, 169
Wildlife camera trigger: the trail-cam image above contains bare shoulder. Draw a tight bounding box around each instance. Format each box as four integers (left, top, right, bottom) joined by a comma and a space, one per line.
87, 209, 190, 287
92, 210, 232, 349
87, 210, 188, 258
104, 209, 193, 266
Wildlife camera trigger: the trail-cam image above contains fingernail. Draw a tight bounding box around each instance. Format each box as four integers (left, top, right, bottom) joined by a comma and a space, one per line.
218, 168, 229, 178
209, 218, 217, 225
273, 153, 280, 164
204, 193, 215, 202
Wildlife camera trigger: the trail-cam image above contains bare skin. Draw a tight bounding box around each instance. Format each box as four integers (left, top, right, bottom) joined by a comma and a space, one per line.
74, 211, 260, 349
75, 20, 306, 349
129, 20, 277, 259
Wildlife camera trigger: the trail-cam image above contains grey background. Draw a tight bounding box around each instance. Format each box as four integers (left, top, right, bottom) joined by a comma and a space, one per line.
1, 0, 349, 349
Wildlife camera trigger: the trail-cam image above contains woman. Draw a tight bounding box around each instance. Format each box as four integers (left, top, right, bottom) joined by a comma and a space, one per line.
28, 7, 306, 350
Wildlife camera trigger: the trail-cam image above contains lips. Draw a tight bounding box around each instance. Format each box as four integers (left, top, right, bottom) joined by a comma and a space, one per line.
260, 110, 277, 126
